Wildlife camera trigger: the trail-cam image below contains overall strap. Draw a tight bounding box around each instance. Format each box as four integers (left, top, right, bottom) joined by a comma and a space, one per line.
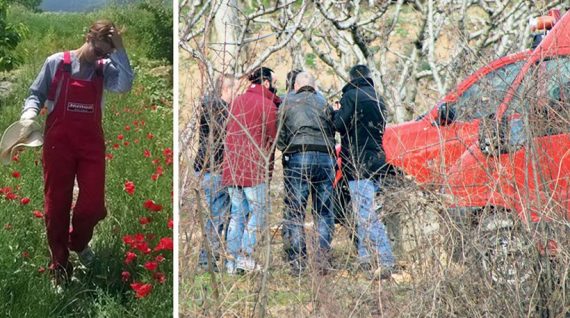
95, 59, 104, 77
46, 51, 72, 101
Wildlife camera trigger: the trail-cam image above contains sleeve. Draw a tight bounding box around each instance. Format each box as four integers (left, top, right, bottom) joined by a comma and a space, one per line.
22, 56, 56, 118
332, 92, 355, 134
276, 106, 288, 151
193, 100, 209, 171
103, 48, 134, 93
266, 103, 278, 150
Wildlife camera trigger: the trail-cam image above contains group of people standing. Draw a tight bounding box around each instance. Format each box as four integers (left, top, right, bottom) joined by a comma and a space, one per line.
194, 64, 395, 278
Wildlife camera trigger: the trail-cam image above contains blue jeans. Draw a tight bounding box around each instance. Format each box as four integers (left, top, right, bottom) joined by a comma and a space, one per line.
197, 172, 231, 265
348, 179, 395, 268
282, 151, 335, 263
226, 183, 268, 264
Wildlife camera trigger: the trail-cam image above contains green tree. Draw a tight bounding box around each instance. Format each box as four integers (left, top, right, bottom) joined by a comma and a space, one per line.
138, 0, 173, 64
0, 0, 22, 71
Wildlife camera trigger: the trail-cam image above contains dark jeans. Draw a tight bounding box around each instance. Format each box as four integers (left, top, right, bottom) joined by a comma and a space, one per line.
282, 151, 335, 264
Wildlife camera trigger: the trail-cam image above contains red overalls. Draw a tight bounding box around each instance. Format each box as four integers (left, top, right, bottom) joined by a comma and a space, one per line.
43, 51, 107, 272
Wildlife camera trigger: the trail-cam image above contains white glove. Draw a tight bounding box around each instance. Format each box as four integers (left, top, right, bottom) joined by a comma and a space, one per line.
20, 109, 38, 121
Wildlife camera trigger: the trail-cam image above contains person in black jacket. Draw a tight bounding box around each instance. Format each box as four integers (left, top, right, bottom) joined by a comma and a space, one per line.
277, 71, 336, 275
332, 65, 395, 278
194, 74, 236, 271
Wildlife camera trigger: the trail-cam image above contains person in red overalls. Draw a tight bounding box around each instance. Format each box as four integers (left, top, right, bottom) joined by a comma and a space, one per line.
21, 20, 134, 286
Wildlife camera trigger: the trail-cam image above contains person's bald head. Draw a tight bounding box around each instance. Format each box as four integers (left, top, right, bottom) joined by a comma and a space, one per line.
294, 72, 316, 92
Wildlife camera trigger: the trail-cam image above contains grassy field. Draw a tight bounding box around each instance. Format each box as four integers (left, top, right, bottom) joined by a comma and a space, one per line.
0, 4, 173, 317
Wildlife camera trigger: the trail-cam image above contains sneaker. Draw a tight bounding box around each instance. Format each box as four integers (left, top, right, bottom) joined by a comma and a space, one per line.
236, 257, 261, 273
51, 263, 73, 293
225, 260, 237, 275
77, 246, 96, 268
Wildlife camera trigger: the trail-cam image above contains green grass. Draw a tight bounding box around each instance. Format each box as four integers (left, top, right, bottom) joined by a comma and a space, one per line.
0, 4, 173, 317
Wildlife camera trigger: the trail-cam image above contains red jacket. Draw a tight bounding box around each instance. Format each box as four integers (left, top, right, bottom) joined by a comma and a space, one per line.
222, 84, 279, 187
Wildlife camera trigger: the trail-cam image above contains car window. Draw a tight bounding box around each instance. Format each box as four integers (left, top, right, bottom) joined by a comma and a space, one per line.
451, 61, 525, 121
509, 56, 570, 136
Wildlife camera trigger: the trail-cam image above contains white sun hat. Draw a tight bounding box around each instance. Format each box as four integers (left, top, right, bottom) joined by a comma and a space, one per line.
0, 119, 43, 165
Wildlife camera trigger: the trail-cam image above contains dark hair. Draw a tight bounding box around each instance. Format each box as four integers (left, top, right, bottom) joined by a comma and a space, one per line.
285, 69, 303, 92
349, 64, 371, 80
248, 67, 273, 84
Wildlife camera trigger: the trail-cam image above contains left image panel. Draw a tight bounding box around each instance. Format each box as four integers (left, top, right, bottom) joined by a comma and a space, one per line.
0, 0, 173, 316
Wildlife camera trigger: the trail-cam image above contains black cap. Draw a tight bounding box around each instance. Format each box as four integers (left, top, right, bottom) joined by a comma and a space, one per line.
248, 67, 274, 84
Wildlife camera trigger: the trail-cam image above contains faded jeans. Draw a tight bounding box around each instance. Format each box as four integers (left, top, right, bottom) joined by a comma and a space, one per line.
226, 183, 268, 265
197, 172, 230, 265
348, 179, 395, 268
282, 151, 335, 264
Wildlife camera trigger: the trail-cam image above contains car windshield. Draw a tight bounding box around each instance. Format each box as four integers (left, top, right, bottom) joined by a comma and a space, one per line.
451, 60, 525, 121
508, 56, 570, 136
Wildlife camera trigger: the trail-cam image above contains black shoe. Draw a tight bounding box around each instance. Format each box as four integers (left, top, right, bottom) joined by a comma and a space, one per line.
289, 259, 306, 276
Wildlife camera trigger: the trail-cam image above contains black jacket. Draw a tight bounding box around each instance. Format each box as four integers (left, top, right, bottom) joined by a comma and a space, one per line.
277, 86, 335, 155
333, 77, 387, 180
193, 95, 228, 173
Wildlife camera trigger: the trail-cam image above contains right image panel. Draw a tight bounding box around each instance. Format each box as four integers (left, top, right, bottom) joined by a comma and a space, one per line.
179, 2, 570, 317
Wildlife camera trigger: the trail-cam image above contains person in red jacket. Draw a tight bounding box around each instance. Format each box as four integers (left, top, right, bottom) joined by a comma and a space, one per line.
222, 67, 279, 274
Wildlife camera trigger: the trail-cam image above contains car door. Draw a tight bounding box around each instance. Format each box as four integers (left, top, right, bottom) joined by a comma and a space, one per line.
503, 57, 570, 220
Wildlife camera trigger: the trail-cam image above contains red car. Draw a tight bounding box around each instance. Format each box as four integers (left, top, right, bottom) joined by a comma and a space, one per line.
383, 51, 530, 185
446, 9, 570, 225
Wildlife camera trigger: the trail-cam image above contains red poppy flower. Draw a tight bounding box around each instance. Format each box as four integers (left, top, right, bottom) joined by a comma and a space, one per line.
144, 149, 151, 158
123, 141, 130, 146
167, 218, 173, 229
165, 156, 173, 166
12, 171, 21, 178
38, 266, 46, 273
124, 251, 137, 264
105, 153, 114, 160
121, 271, 131, 282
134, 139, 140, 144
131, 282, 153, 298
123, 235, 135, 246
135, 241, 151, 254
21, 251, 30, 258
153, 272, 166, 284
12, 155, 19, 162
139, 217, 151, 225
163, 148, 173, 157
134, 233, 145, 242
144, 261, 158, 271
33, 210, 44, 218
117, 134, 124, 140
5, 192, 18, 200
124, 125, 131, 131
152, 159, 160, 165
143, 200, 163, 212
155, 254, 165, 263
113, 144, 120, 149
146, 132, 154, 140
20, 197, 30, 205
155, 165, 164, 176
124, 180, 135, 195
151, 173, 159, 181
154, 237, 173, 252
